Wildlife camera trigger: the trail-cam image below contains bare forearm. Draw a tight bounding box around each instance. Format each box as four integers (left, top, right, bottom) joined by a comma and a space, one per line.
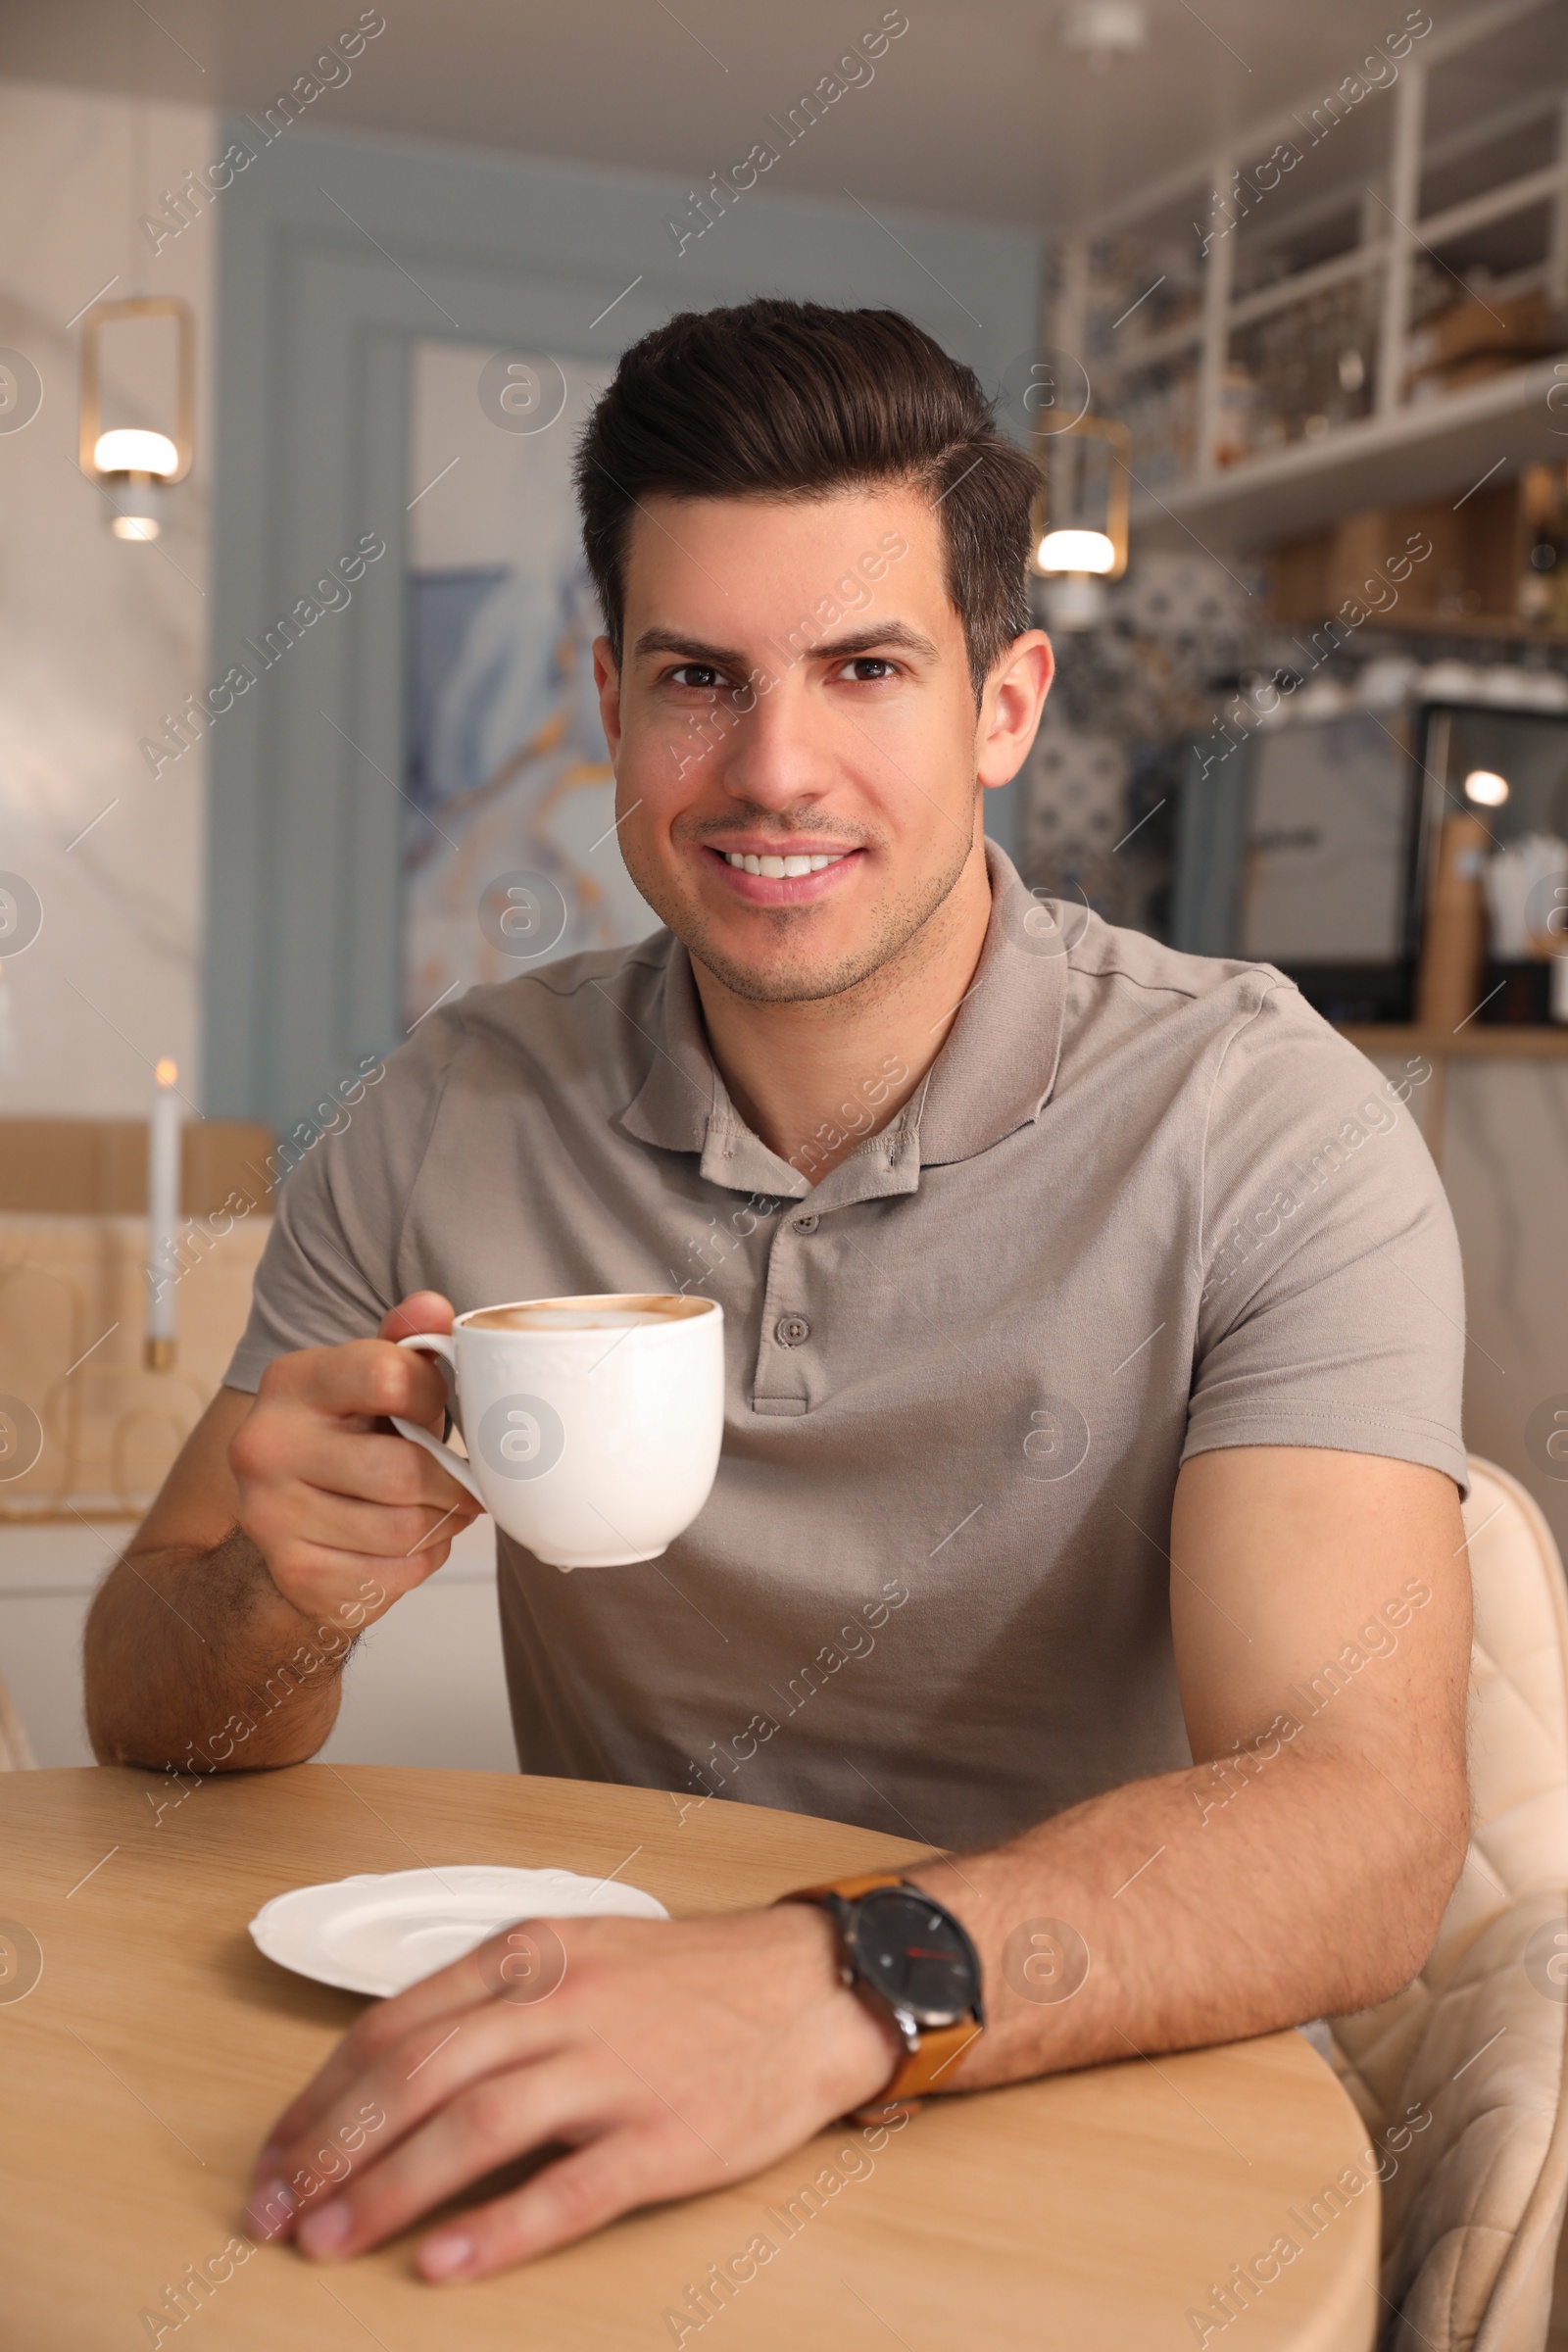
911, 1732, 1465, 2091
83, 1529, 370, 1771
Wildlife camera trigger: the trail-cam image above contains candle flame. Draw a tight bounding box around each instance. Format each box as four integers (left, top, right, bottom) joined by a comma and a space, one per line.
155, 1057, 178, 1086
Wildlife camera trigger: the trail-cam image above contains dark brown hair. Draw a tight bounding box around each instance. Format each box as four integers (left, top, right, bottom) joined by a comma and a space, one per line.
573, 298, 1040, 699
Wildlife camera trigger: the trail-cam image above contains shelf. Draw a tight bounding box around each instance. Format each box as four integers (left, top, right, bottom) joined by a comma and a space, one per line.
1352, 611, 1568, 649
1129, 357, 1568, 554
1101, 317, 1203, 371
1338, 1024, 1568, 1057
1055, 4, 1568, 560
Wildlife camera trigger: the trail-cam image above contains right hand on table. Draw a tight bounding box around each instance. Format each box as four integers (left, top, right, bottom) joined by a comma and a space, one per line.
227, 1291, 483, 1627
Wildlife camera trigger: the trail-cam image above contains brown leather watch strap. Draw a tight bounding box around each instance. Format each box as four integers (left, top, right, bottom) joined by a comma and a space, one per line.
878, 2014, 981, 2101
785, 1870, 906, 1904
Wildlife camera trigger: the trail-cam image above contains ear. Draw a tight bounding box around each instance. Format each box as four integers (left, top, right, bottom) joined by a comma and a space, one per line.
976, 629, 1054, 791
593, 635, 623, 760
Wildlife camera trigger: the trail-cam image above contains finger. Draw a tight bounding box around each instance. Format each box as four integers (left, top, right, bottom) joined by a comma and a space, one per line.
238, 1497, 477, 1613
292, 2055, 606, 2264
251, 1935, 526, 2183
237, 1424, 479, 1584
268, 1480, 477, 1567
252, 1991, 572, 2243
234, 1396, 462, 1514
251, 1533, 464, 1615
271, 1338, 452, 1429
417, 2128, 709, 2282
285, 1422, 471, 1508
379, 1291, 455, 1344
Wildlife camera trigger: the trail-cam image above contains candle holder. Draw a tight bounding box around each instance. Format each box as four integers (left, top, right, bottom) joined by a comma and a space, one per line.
146, 1057, 183, 1373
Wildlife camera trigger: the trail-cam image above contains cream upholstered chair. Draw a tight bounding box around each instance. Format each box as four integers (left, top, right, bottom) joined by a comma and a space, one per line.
0, 1670, 35, 1770
1326, 1457, 1568, 2352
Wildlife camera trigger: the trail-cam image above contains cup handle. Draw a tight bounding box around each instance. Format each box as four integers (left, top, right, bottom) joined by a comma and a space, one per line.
388, 1331, 486, 1511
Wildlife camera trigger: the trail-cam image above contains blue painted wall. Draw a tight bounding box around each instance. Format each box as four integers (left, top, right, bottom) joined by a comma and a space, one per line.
207, 122, 1046, 1130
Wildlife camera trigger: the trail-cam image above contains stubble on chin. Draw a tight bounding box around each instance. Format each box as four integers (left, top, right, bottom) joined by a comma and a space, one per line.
628, 836, 978, 1009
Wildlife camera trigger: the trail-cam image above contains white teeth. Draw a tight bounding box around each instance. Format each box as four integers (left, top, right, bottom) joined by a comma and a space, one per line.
721, 849, 848, 875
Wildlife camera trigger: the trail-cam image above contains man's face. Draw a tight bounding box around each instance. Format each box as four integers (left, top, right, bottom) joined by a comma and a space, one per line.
593, 485, 1051, 1004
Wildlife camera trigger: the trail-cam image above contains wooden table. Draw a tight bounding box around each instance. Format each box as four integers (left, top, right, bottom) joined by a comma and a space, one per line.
0, 1766, 1380, 2350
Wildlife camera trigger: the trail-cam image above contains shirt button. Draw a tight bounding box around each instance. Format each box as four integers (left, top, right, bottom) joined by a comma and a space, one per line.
775, 1313, 810, 1348
793, 1213, 819, 1235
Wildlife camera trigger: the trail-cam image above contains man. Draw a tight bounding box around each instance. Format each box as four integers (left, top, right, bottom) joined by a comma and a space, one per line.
85, 298, 1472, 2288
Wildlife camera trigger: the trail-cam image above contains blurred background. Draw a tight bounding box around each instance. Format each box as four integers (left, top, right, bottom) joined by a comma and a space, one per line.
2, 0, 1567, 1769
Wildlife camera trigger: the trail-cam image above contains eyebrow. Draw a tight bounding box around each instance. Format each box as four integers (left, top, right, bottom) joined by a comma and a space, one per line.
631, 620, 941, 670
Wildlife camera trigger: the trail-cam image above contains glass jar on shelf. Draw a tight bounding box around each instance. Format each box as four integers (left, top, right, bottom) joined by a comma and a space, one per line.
1085, 227, 1204, 361
1103, 354, 1200, 488
1224, 270, 1380, 460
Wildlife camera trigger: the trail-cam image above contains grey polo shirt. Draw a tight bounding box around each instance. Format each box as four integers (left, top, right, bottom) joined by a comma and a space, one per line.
224, 842, 1467, 1851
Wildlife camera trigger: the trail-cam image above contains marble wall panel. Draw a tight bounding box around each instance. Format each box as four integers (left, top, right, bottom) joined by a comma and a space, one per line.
0, 80, 215, 1113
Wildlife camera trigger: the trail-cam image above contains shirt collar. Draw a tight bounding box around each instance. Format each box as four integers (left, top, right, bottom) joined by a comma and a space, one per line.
914, 839, 1070, 1166
615, 839, 1068, 1195
614, 942, 719, 1158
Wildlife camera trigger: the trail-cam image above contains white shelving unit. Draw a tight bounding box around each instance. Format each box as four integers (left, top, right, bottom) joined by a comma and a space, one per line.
1050, 0, 1568, 553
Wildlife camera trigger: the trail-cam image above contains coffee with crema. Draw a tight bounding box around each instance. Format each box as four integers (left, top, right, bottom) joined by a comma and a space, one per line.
466, 1294, 709, 1334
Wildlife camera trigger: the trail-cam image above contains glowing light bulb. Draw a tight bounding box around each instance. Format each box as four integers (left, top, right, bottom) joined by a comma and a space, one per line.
1463, 769, 1509, 807
94, 427, 179, 477
1038, 527, 1116, 575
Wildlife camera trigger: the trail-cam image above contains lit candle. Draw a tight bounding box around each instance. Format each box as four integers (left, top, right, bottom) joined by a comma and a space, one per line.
146, 1057, 181, 1370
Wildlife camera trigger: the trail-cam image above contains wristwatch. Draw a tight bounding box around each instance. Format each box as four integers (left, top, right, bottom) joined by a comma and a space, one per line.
778, 1871, 985, 2119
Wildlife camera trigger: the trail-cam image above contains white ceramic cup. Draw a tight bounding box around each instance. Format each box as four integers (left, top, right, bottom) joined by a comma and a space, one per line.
389, 1294, 724, 1571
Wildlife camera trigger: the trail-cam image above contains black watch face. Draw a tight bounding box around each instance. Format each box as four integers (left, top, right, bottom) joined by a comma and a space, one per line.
848, 1888, 978, 2024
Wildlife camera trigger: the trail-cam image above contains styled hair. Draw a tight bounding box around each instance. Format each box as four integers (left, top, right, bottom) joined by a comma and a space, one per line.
573, 297, 1040, 698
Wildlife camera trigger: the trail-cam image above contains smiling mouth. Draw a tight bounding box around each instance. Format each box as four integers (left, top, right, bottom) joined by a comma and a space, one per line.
717, 849, 851, 878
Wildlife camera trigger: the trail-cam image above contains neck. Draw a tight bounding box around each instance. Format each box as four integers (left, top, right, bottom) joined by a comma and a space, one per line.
688, 837, 995, 1188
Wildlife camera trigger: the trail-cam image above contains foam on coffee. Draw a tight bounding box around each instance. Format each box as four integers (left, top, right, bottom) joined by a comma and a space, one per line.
466, 1294, 710, 1333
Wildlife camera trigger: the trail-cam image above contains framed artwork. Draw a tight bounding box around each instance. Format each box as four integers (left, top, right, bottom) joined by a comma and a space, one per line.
402, 342, 659, 1032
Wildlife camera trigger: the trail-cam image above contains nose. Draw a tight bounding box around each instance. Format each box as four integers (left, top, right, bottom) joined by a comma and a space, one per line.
709, 666, 836, 811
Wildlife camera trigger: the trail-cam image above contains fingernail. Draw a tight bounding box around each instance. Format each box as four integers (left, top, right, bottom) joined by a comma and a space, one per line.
252, 2143, 284, 2181
298, 2199, 353, 2259
245, 2180, 296, 2239
419, 2230, 473, 2281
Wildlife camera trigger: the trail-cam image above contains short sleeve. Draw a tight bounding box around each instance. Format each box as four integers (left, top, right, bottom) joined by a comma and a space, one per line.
1182, 980, 1469, 1496
220, 1010, 464, 1394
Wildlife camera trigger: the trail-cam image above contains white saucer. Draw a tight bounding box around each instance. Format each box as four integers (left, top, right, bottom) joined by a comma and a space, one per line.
248, 1865, 668, 1998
